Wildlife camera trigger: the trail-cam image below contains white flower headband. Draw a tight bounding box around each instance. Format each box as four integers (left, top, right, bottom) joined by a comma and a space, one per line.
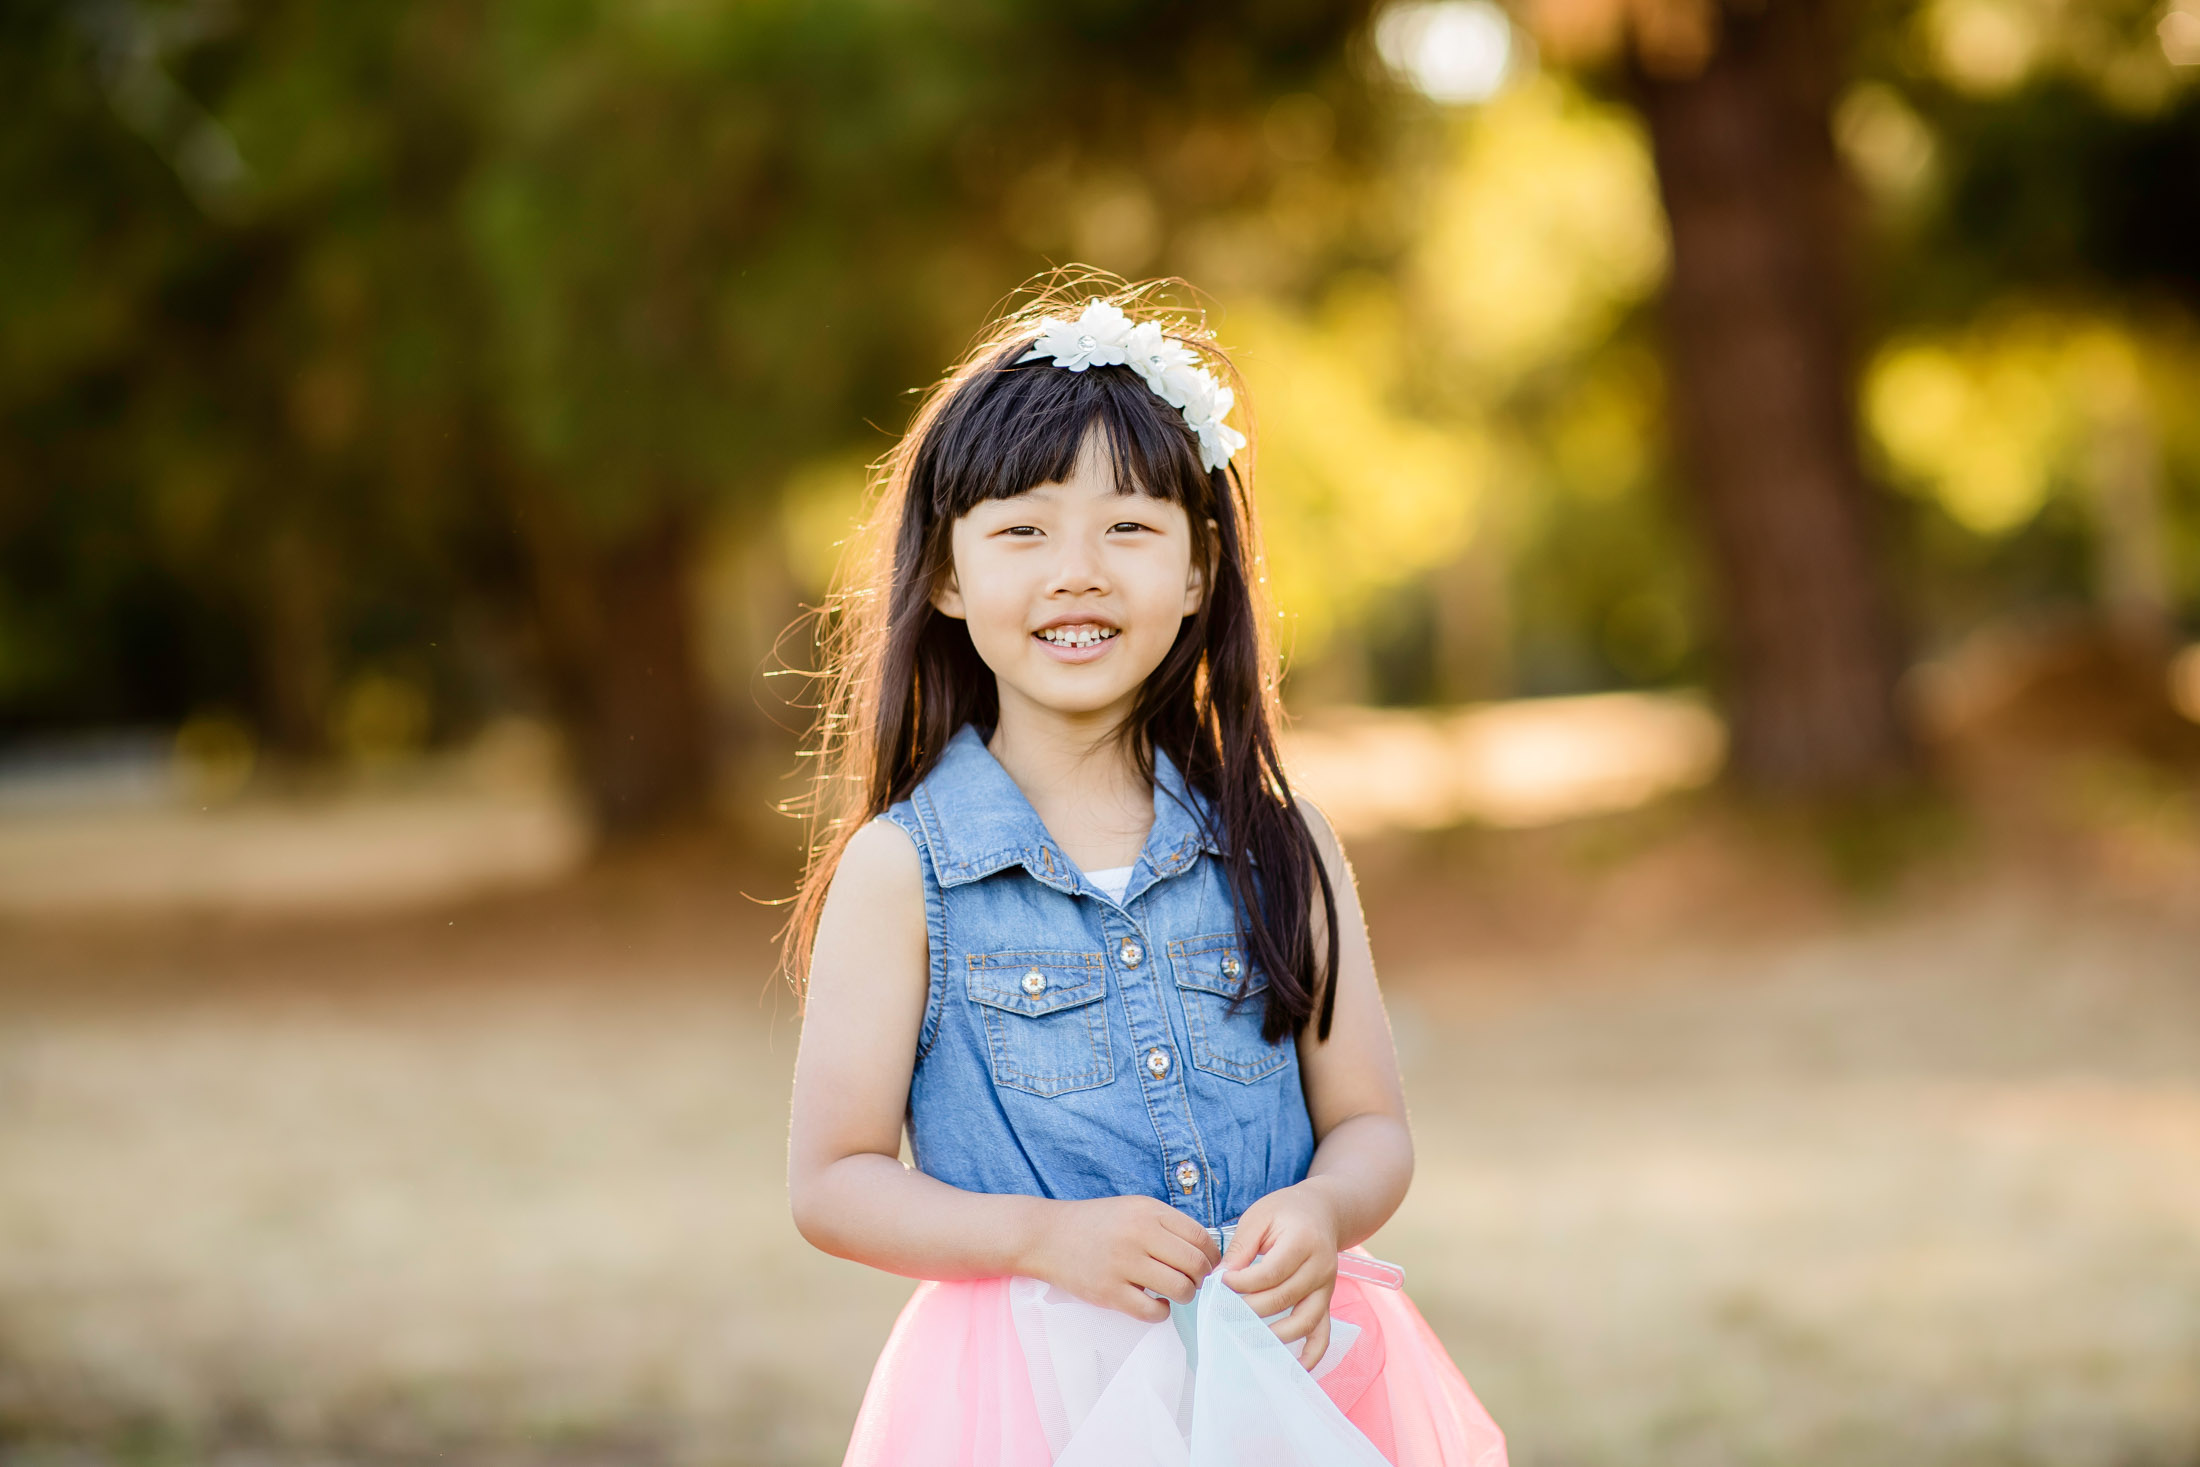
1018, 300, 1248, 473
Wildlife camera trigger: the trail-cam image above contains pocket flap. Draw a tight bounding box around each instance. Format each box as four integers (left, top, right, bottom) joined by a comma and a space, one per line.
966, 951, 1108, 1017
1170, 935, 1268, 1001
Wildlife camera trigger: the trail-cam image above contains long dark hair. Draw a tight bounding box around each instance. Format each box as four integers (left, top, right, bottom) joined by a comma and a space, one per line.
784, 276, 1338, 1043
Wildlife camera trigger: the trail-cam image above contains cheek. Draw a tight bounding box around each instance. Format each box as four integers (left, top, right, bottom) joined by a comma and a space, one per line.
953, 551, 1035, 634
1134, 548, 1198, 620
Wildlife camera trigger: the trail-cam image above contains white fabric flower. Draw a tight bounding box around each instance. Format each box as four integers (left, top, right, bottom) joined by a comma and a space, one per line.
1020, 300, 1136, 371
1193, 411, 1246, 473
1018, 299, 1243, 472
1182, 377, 1244, 471
1124, 321, 1197, 396
1155, 360, 1217, 419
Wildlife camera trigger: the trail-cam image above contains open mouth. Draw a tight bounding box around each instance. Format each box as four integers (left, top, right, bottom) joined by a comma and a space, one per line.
1035, 624, 1120, 649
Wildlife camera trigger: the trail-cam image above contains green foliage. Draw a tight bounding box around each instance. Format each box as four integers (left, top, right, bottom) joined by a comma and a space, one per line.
9, 0, 2200, 758
1, 0, 1373, 743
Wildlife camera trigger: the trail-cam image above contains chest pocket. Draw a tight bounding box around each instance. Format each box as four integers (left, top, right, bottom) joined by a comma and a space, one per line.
1169, 933, 1292, 1084
965, 951, 1113, 1098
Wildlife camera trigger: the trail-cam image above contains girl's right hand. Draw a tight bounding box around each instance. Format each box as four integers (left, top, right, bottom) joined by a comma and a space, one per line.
1023, 1196, 1220, 1322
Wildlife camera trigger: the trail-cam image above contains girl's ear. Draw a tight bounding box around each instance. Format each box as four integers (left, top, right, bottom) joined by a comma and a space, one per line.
1183, 517, 1216, 615
931, 565, 968, 620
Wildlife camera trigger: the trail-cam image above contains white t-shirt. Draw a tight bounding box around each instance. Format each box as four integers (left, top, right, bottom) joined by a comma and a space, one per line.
1085, 864, 1134, 902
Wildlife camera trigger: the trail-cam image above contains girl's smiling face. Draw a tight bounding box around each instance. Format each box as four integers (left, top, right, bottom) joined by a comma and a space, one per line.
932, 427, 1204, 726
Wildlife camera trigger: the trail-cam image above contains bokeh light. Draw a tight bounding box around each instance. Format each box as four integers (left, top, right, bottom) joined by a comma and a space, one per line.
1376, 0, 1519, 105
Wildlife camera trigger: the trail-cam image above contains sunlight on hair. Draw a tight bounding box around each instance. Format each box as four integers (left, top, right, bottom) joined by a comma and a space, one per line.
1281, 692, 1725, 835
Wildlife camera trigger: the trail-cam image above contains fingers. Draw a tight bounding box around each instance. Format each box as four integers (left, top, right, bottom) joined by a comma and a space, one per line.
1222, 1236, 1301, 1297
1112, 1286, 1173, 1324
1128, 1200, 1214, 1302
1155, 1205, 1223, 1271
1235, 1257, 1331, 1320
1148, 1229, 1215, 1294
1295, 1309, 1332, 1371
1130, 1253, 1203, 1306
1220, 1210, 1269, 1274
1267, 1283, 1334, 1349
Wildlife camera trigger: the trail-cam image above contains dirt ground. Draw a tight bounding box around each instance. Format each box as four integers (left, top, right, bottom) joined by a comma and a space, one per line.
2, 788, 2198, 1467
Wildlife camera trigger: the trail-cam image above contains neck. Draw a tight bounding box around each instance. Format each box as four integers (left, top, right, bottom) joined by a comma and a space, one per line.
986, 685, 1155, 870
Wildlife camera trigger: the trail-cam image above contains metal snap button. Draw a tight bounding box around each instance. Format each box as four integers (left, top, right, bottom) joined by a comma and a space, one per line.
1146, 1047, 1171, 1079
1119, 939, 1143, 968
1220, 955, 1242, 980
1175, 1160, 1200, 1193
1021, 969, 1046, 996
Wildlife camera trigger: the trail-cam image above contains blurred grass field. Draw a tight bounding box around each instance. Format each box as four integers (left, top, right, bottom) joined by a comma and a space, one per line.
3, 750, 2198, 1467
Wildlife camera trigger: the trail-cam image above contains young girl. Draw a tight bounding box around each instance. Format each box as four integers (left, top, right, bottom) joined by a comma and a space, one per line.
785, 282, 1506, 1467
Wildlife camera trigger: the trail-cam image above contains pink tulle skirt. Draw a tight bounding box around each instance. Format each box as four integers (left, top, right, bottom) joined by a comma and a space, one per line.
843, 1257, 1506, 1467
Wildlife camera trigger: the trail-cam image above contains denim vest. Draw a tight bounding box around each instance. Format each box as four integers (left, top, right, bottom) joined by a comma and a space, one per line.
880, 723, 1316, 1231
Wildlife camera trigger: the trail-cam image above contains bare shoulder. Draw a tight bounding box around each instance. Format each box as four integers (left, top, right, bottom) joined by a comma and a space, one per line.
1292, 792, 1350, 875
791, 818, 930, 1182
809, 817, 927, 985
1292, 790, 1370, 955
828, 815, 924, 903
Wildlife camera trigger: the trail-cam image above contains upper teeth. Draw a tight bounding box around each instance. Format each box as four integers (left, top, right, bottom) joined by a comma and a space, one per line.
1040, 625, 1118, 647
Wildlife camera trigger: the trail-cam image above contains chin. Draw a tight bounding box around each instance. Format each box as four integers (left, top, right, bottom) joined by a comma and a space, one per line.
1032, 684, 1139, 717
1006, 666, 1143, 716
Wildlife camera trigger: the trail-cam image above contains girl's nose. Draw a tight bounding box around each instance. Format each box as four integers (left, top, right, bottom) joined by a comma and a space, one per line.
1046, 534, 1109, 595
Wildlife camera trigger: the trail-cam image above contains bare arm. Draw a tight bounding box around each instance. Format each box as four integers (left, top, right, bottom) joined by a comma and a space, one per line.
786, 818, 1040, 1279
1221, 796, 1414, 1363
787, 818, 1217, 1317
1292, 795, 1415, 1247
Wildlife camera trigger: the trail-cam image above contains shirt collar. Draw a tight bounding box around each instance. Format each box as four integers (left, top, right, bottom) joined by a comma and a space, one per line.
910, 723, 1223, 896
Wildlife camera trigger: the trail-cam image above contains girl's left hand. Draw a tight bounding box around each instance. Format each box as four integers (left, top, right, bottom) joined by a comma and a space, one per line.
1219, 1182, 1340, 1370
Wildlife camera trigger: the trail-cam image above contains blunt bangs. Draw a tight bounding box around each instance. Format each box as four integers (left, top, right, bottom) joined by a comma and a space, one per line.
917, 345, 1211, 522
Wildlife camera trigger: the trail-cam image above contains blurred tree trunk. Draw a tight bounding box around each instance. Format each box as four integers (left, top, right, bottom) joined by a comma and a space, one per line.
514, 490, 715, 836
258, 522, 334, 759
1630, 0, 1914, 791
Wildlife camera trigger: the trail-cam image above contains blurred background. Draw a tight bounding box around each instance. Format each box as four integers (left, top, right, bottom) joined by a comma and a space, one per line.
4, 0, 2200, 1463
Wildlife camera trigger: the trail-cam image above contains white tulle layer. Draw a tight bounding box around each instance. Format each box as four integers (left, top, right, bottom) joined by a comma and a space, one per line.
843, 1259, 1507, 1467
1009, 1272, 1386, 1466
